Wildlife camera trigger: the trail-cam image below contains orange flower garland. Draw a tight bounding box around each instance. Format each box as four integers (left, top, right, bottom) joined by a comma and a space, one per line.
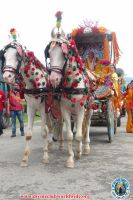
98, 26, 108, 33
103, 36, 109, 60
112, 32, 121, 64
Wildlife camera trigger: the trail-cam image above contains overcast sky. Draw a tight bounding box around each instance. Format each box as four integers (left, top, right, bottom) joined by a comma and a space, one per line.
0, 0, 132, 76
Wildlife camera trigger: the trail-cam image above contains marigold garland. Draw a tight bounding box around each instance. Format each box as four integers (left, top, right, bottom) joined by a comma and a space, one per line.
112, 32, 121, 64
103, 36, 109, 60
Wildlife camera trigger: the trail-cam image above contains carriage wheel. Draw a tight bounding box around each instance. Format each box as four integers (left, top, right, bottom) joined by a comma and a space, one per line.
1, 111, 10, 129
117, 116, 121, 127
114, 111, 117, 134
107, 99, 115, 143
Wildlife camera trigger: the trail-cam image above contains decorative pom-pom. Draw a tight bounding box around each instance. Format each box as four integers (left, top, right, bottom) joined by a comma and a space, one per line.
10, 28, 17, 41
55, 11, 62, 28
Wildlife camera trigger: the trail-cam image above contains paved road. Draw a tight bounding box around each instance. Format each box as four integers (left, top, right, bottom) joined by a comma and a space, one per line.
0, 116, 133, 200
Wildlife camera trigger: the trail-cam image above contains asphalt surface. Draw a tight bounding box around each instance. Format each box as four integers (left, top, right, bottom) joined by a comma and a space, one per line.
0, 116, 133, 200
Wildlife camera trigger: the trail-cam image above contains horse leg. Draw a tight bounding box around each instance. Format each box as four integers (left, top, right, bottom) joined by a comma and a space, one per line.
40, 108, 49, 164
58, 118, 64, 151
54, 100, 64, 150
62, 108, 74, 168
83, 109, 93, 155
75, 108, 84, 159
20, 106, 35, 167
46, 113, 54, 151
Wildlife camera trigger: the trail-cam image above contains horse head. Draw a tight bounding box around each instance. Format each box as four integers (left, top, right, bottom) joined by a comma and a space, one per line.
46, 39, 67, 88
2, 42, 47, 91
2, 42, 23, 85
46, 37, 85, 90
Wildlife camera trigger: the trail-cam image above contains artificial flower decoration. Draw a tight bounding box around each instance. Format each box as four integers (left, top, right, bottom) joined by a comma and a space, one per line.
55, 11, 62, 28
10, 28, 17, 41
100, 59, 110, 65
71, 20, 109, 38
98, 26, 108, 33
24, 51, 46, 89
71, 28, 79, 38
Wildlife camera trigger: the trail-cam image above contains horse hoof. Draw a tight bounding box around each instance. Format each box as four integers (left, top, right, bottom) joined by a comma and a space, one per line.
59, 145, 64, 151
52, 136, 58, 142
65, 161, 74, 168
83, 148, 90, 155
20, 161, 28, 167
43, 159, 49, 164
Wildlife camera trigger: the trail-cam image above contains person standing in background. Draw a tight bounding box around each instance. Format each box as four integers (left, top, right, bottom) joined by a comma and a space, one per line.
9, 84, 25, 137
125, 81, 133, 133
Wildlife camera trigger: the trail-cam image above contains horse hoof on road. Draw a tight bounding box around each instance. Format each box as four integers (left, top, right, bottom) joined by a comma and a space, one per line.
83, 148, 90, 155
20, 161, 28, 167
43, 158, 49, 164
65, 160, 74, 168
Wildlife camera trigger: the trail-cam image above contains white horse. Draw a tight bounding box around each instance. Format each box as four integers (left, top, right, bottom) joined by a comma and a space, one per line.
2, 42, 63, 166
46, 38, 92, 168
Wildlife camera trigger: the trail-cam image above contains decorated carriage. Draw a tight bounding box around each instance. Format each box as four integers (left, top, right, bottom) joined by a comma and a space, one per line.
71, 21, 121, 142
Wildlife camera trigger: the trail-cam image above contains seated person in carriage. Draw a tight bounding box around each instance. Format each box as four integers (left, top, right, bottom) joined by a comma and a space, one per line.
85, 51, 96, 72
83, 51, 97, 83
84, 55, 120, 112
84, 52, 114, 87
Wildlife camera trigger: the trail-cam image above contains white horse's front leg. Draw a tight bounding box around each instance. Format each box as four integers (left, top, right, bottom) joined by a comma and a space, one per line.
58, 118, 64, 151
21, 105, 35, 167
61, 107, 74, 168
83, 109, 93, 155
75, 107, 84, 159
46, 113, 54, 151
40, 107, 49, 164
66, 117, 74, 168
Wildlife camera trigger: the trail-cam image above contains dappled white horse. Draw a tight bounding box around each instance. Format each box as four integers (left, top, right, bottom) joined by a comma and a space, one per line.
46, 37, 92, 168
1, 42, 62, 166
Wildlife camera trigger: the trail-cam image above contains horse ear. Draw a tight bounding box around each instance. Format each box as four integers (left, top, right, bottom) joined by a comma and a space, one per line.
0, 50, 5, 69
61, 43, 68, 54
16, 46, 23, 56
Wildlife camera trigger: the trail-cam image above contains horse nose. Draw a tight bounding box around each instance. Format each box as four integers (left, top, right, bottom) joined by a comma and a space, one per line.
3, 76, 7, 82
3, 73, 11, 81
